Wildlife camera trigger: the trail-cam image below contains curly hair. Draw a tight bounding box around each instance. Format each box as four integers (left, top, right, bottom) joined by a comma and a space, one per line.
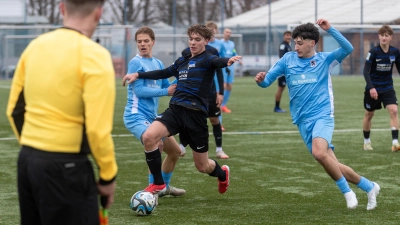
292, 22, 320, 43
187, 24, 214, 40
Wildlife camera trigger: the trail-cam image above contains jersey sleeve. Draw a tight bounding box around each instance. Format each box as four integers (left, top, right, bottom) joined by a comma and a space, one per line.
81, 48, 117, 184
326, 26, 354, 63
133, 79, 168, 97
127, 58, 142, 74
257, 57, 286, 88
6, 47, 28, 141
363, 48, 375, 89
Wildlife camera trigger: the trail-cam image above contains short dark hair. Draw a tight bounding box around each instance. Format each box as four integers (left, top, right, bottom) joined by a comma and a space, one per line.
378, 25, 393, 36
292, 23, 319, 43
283, 30, 292, 36
135, 26, 155, 41
64, 0, 105, 16
187, 24, 213, 40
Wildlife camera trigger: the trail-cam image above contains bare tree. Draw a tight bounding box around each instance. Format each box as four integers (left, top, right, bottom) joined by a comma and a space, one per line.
28, 0, 61, 24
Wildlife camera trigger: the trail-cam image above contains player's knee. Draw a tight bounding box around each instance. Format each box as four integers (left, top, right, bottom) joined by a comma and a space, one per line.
142, 131, 157, 147
194, 162, 208, 173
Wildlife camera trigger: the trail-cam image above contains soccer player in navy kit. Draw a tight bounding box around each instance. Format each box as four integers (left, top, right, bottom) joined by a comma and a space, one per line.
179, 45, 229, 159
274, 31, 292, 113
255, 19, 380, 210
362, 25, 400, 152
123, 26, 185, 197
123, 24, 241, 194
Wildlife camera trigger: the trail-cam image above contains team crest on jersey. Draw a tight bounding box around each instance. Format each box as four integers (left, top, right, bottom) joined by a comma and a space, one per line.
188, 61, 196, 69
310, 60, 317, 67
390, 56, 395, 63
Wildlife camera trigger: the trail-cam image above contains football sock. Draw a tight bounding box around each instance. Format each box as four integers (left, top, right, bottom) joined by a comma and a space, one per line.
363, 130, 370, 139
335, 176, 351, 194
208, 159, 226, 181
275, 101, 280, 108
356, 176, 374, 193
213, 123, 222, 148
148, 173, 154, 185
145, 148, 164, 185
222, 90, 231, 106
391, 127, 398, 143
162, 171, 172, 188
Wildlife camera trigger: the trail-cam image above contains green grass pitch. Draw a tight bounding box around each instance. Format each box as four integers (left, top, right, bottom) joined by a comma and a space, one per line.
1, 76, 400, 224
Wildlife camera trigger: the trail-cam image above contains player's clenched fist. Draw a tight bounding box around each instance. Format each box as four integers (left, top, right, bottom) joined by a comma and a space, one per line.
255, 72, 266, 83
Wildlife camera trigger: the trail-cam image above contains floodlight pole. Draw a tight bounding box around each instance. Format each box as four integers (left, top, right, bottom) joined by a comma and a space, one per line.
267, 0, 271, 70
172, 0, 177, 60
360, 0, 364, 74
220, 0, 225, 33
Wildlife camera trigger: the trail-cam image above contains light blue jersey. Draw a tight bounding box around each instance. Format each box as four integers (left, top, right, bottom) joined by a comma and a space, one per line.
221, 39, 237, 83
208, 39, 226, 92
124, 54, 170, 140
257, 27, 353, 125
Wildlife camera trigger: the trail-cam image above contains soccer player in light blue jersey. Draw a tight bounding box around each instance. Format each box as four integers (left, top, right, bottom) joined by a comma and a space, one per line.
123, 26, 185, 197
255, 19, 380, 210
206, 21, 228, 133
221, 28, 239, 114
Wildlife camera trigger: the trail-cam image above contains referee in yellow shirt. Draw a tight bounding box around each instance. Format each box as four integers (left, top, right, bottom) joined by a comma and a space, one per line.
6, 0, 117, 224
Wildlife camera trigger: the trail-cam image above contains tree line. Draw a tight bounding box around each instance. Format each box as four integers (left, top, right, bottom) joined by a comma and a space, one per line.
27, 0, 274, 26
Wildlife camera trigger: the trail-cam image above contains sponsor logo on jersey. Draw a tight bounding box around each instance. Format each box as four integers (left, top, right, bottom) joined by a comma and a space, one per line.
291, 73, 317, 85
376, 64, 391, 71
280, 44, 285, 50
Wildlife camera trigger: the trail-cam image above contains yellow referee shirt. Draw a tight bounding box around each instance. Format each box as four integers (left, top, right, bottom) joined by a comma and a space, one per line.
6, 27, 117, 183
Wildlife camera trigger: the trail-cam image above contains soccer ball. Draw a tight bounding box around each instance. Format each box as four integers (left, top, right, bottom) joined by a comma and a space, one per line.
130, 190, 157, 216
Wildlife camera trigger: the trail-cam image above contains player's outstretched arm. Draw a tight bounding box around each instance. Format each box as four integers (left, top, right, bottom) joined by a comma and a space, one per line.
122, 73, 138, 86
227, 56, 242, 66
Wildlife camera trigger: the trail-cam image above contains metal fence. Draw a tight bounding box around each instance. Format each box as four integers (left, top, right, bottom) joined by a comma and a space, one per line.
0, 25, 243, 79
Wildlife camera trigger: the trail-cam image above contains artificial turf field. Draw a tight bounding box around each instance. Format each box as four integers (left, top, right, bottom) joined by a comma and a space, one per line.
1, 76, 400, 224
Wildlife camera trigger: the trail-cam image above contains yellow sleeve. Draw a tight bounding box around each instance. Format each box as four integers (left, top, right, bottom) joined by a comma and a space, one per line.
82, 47, 117, 183
6, 51, 26, 142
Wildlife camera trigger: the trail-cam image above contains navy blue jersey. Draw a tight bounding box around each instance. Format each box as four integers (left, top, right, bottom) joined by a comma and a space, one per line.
138, 50, 230, 114
364, 45, 400, 92
279, 41, 291, 58
181, 45, 224, 95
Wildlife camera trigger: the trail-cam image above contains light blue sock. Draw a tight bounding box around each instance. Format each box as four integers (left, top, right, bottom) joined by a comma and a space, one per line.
222, 90, 231, 106
162, 171, 172, 188
219, 114, 222, 124
148, 174, 154, 185
335, 176, 351, 194
356, 176, 374, 193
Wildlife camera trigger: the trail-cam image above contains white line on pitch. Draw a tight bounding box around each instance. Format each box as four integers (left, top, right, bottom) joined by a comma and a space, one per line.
0, 128, 391, 141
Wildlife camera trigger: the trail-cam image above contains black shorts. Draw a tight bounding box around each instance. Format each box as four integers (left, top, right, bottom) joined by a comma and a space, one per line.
18, 146, 99, 225
278, 76, 286, 87
208, 92, 221, 117
364, 89, 398, 111
156, 105, 209, 153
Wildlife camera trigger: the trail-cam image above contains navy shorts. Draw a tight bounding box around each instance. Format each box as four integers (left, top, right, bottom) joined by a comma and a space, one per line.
364, 89, 398, 111
156, 105, 209, 153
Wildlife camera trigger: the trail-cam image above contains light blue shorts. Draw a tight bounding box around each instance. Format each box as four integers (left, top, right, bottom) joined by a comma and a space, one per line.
123, 114, 154, 142
223, 64, 235, 84
297, 117, 335, 154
